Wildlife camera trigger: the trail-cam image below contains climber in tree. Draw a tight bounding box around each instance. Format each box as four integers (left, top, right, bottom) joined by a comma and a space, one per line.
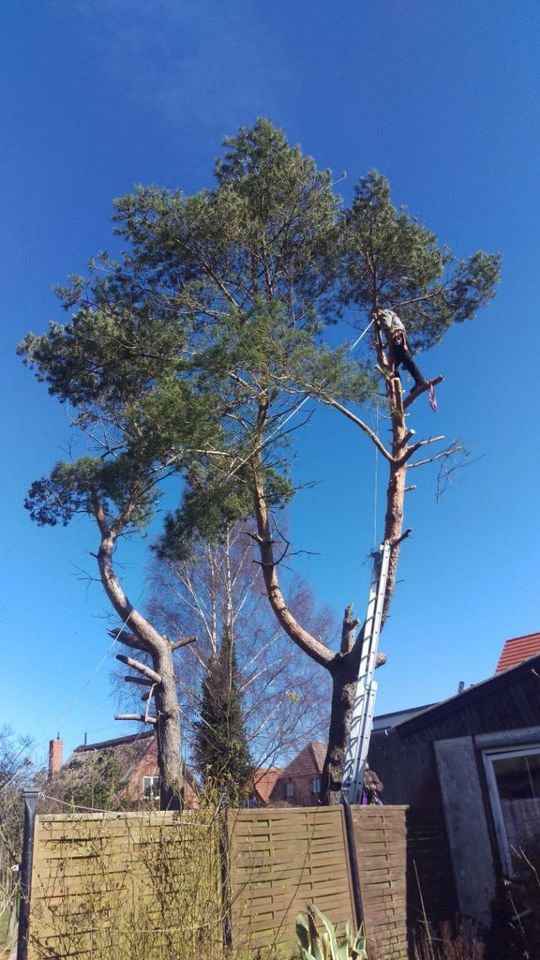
375, 307, 427, 391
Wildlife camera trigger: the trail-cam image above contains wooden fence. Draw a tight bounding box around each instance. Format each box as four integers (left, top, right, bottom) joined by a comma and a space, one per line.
27, 805, 408, 960
351, 806, 407, 960
228, 807, 356, 955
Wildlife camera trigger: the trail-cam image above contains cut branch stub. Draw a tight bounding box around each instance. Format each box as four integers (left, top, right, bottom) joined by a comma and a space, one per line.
340, 604, 359, 655
403, 374, 444, 410
108, 628, 149, 653
124, 675, 153, 687
116, 653, 161, 684
114, 713, 157, 724
170, 635, 197, 651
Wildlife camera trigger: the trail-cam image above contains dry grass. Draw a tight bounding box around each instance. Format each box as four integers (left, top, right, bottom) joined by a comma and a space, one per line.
412, 922, 485, 960
29, 801, 236, 960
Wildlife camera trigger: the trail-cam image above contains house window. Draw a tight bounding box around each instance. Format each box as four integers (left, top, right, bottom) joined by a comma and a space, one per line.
311, 778, 321, 794
286, 780, 294, 799
483, 746, 540, 875
143, 775, 160, 802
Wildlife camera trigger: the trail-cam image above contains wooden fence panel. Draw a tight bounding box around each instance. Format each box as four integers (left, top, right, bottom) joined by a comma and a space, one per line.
351, 806, 408, 960
227, 806, 355, 957
28, 806, 409, 960
28, 811, 222, 960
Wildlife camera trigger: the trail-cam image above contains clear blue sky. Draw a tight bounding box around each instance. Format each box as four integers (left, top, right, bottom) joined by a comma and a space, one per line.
2, 0, 539, 768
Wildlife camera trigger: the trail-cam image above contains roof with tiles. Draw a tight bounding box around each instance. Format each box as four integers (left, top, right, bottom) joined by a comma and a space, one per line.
252, 767, 282, 803
495, 632, 540, 673
279, 741, 327, 778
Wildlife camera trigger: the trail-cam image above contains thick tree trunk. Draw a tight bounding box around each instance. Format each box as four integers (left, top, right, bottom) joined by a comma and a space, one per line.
154, 646, 183, 810
310, 374, 410, 805
319, 651, 361, 805
382, 375, 408, 620
94, 504, 184, 808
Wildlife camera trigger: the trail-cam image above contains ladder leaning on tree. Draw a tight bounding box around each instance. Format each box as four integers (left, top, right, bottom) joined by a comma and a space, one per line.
341, 541, 391, 805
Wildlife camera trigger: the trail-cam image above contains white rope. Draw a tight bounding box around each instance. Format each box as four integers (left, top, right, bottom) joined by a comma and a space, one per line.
349, 316, 375, 351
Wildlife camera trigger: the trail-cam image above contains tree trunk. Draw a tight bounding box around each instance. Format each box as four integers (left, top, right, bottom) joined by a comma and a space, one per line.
382, 375, 408, 620
154, 646, 183, 810
250, 372, 412, 806
314, 376, 411, 804
95, 504, 184, 808
320, 651, 361, 805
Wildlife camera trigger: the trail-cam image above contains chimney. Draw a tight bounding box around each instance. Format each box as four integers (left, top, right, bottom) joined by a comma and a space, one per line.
48, 737, 62, 779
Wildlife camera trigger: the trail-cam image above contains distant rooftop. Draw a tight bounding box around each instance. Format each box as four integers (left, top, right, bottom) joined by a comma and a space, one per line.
74, 731, 154, 753
495, 632, 540, 674
372, 704, 435, 732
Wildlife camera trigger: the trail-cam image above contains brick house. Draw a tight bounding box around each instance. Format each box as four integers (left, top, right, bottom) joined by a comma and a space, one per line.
47, 731, 197, 807
248, 742, 327, 807
250, 766, 282, 806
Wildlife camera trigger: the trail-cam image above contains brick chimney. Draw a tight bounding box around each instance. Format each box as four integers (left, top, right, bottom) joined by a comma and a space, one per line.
48, 737, 62, 779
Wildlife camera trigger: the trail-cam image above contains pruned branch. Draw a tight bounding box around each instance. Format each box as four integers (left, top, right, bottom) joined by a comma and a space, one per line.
170, 635, 197, 651
124, 675, 153, 687
404, 434, 445, 463
409, 450, 456, 469
108, 628, 149, 653
409, 440, 463, 470
403, 375, 444, 409
116, 654, 161, 684
114, 713, 156, 724
340, 603, 359, 655
392, 527, 412, 547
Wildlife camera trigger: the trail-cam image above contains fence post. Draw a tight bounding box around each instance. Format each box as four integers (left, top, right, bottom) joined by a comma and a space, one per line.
16, 787, 39, 960
342, 800, 365, 931
220, 811, 233, 950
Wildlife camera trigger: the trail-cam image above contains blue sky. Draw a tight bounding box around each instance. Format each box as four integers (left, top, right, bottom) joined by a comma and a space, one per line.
2, 0, 539, 767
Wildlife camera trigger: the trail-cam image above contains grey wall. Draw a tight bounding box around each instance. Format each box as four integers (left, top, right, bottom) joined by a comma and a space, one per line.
434, 736, 496, 927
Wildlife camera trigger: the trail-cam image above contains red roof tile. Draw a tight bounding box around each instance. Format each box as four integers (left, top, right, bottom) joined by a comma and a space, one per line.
253, 767, 282, 803
495, 632, 540, 673
280, 741, 327, 778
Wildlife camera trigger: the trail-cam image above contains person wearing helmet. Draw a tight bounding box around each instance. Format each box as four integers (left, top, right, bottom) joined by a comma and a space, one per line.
374, 308, 427, 391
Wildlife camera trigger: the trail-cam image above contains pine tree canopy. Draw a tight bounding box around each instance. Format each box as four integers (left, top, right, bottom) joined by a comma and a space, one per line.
341, 171, 501, 350
19, 119, 500, 551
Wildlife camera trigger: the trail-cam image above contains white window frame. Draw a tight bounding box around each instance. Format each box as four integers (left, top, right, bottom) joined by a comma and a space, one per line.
482, 744, 540, 876
311, 777, 321, 794
143, 775, 161, 802
286, 780, 294, 799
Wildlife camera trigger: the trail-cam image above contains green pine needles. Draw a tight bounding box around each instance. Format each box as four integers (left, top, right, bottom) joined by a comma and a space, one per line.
194, 627, 253, 806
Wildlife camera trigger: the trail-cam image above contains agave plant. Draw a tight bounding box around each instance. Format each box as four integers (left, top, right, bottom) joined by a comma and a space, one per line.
296, 904, 368, 960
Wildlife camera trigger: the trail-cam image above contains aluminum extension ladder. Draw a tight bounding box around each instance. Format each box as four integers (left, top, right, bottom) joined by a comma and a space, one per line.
341, 541, 391, 804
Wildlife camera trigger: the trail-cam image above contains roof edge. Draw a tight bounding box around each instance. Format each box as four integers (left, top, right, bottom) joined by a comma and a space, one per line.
396, 652, 540, 738
74, 731, 154, 753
